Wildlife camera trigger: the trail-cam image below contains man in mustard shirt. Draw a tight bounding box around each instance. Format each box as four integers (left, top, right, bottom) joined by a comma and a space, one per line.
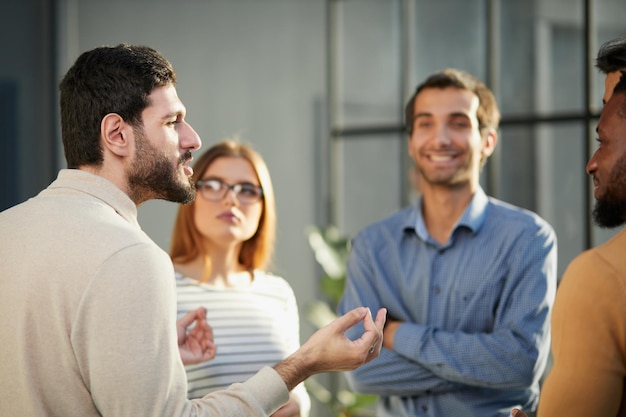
513, 36, 626, 417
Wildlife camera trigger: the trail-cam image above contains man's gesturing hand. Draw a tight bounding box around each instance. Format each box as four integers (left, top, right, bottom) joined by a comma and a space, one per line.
275, 306, 387, 391
177, 307, 217, 365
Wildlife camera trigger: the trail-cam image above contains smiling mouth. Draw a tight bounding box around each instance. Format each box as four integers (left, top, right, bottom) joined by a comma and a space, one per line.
424, 150, 460, 163
590, 175, 599, 188
429, 154, 455, 162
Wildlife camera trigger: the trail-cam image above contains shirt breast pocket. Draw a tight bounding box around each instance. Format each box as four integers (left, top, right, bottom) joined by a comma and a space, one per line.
450, 277, 504, 332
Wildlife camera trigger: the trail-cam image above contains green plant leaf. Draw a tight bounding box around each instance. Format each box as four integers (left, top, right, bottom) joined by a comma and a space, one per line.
306, 225, 347, 278
341, 392, 378, 410
320, 275, 346, 305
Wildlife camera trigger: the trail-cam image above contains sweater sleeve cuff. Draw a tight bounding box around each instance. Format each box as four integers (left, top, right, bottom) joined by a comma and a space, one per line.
243, 366, 290, 414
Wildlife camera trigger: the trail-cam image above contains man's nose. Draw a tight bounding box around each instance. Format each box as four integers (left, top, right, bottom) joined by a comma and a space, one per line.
181, 121, 202, 151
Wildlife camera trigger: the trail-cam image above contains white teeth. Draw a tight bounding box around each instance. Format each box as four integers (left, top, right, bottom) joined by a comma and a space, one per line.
430, 155, 453, 162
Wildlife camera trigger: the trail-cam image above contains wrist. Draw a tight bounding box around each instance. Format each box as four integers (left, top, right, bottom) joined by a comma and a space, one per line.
383, 319, 399, 349
274, 350, 312, 391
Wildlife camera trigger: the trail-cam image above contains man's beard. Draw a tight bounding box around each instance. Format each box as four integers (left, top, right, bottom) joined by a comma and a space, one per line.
593, 154, 626, 228
127, 129, 195, 205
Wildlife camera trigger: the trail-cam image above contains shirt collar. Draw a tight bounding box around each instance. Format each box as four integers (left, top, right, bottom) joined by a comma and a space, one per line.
408, 187, 489, 242
51, 169, 140, 228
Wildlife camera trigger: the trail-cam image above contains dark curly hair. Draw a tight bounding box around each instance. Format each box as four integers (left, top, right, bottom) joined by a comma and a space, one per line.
596, 36, 626, 74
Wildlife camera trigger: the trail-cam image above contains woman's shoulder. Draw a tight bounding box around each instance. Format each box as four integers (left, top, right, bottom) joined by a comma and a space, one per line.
173, 261, 202, 282
252, 270, 294, 291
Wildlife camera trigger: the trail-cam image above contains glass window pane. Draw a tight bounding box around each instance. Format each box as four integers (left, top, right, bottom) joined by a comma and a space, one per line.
500, 0, 584, 115
336, 0, 403, 127
490, 125, 537, 211
414, 0, 487, 81
498, 122, 587, 279
334, 134, 406, 237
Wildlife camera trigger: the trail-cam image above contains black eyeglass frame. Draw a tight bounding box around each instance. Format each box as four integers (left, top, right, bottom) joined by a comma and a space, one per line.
196, 178, 264, 204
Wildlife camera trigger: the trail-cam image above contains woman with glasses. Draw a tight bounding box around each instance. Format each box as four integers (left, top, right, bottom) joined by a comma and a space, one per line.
170, 139, 310, 417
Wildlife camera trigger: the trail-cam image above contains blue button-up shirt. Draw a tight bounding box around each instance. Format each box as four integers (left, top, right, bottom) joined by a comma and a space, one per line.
338, 188, 557, 417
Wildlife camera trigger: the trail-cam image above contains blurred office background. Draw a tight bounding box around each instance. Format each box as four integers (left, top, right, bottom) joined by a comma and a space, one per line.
2, 0, 626, 415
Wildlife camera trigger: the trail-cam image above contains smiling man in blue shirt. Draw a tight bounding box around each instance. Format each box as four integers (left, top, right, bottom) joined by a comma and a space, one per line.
339, 68, 557, 417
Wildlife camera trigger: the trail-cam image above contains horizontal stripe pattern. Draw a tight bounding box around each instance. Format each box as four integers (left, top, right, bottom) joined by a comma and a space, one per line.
176, 271, 299, 399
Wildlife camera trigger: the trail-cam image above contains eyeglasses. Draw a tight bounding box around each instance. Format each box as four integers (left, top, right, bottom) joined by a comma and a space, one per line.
196, 178, 263, 204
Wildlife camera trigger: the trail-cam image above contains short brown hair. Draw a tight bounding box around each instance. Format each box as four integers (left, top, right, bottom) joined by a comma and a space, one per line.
405, 68, 500, 136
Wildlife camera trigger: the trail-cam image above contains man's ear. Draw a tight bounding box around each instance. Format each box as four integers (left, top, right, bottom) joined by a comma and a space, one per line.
481, 128, 498, 159
101, 113, 133, 157
407, 135, 417, 162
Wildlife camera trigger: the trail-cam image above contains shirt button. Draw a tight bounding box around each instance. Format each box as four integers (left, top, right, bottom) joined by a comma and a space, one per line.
422, 405, 429, 412
434, 286, 441, 295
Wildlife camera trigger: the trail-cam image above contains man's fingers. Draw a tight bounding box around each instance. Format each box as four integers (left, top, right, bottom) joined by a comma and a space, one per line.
360, 307, 386, 345
332, 307, 368, 332
177, 311, 195, 328
178, 307, 204, 327
365, 308, 387, 331
360, 308, 386, 358
194, 306, 207, 320
375, 308, 387, 326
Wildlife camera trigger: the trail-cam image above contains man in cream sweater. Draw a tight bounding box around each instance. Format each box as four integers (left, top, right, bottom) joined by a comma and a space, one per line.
0, 44, 386, 417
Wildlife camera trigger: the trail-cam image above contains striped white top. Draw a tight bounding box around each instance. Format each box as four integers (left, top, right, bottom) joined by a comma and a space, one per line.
176, 270, 310, 415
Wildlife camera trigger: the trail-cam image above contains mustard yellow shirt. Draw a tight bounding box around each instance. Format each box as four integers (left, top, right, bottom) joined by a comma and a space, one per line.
538, 228, 626, 416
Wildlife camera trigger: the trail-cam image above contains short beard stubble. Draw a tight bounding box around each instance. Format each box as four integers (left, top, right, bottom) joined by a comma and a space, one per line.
592, 153, 626, 228
127, 128, 196, 205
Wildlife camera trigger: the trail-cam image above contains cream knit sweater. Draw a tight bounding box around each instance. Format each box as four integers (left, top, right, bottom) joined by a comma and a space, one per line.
0, 169, 288, 417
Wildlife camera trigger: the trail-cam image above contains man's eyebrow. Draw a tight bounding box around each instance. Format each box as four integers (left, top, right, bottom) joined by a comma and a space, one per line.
161, 110, 184, 120
413, 112, 432, 120
412, 112, 472, 122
